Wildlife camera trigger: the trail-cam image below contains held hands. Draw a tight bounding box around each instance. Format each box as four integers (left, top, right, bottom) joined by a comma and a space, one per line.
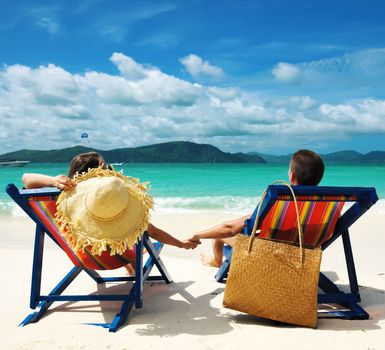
180, 239, 201, 250
178, 235, 201, 250
53, 175, 76, 190
187, 235, 201, 244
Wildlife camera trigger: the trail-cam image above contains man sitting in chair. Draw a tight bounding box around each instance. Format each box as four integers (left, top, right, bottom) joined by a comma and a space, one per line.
188, 149, 325, 267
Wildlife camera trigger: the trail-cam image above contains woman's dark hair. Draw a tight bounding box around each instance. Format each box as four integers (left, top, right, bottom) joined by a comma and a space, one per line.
290, 149, 324, 186
68, 152, 106, 178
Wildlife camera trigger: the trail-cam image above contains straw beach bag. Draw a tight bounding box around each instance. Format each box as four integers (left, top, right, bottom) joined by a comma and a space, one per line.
223, 181, 322, 328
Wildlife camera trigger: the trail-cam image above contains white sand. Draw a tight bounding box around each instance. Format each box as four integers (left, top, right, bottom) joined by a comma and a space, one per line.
0, 210, 384, 350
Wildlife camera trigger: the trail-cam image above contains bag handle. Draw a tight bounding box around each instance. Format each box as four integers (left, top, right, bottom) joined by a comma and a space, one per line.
247, 180, 304, 264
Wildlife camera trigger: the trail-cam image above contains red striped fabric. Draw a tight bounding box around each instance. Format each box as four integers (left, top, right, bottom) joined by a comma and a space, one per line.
258, 200, 344, 246
278, 194, 357, 202
28, 197, 136, 270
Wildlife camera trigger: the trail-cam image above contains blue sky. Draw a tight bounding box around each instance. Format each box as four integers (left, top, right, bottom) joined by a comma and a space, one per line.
1, 0, 385, 154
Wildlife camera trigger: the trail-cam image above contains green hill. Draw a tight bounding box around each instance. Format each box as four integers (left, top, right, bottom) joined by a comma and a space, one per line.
0, 146, 95, 163
3, 142, 385, 164
247, 152, 291, 163
362, 151, 385, 163
322, 150, 363, 163
0, 141, 266, 164
248, 150, 385, 164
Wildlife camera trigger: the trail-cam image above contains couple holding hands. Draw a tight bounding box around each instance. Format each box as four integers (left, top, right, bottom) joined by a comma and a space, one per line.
22, 149, 324, 270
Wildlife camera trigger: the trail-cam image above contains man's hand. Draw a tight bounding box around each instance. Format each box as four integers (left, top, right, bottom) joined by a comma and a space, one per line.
187, 235, 200, 243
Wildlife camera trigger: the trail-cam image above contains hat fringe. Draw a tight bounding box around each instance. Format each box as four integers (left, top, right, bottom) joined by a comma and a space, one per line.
54, 167, 154, 256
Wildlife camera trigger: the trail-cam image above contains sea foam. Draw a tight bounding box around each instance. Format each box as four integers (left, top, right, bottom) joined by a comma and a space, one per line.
1, 197, 385, 217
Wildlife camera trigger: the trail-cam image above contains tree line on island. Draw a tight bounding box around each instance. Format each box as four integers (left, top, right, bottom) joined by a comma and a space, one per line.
1, 141, 385, 164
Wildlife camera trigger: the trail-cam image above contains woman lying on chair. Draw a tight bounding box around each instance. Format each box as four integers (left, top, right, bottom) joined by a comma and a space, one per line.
187, 149, 325, 267
22, 152, 199, 274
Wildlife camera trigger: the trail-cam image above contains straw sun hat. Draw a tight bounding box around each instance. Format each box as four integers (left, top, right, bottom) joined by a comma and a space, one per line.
55, 167, 153, 256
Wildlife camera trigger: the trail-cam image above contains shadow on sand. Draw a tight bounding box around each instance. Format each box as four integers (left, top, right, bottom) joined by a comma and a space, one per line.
45, 269, 384, 334
47, 279, 232, 336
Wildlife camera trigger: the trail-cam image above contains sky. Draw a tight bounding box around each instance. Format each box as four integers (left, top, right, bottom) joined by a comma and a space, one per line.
1, 0, 385, 155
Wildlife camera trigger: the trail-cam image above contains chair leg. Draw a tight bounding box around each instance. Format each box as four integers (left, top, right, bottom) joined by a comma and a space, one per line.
215, 245, 232, 283
318, 293, 369, 319
21, 266, 83, 326
109, 288, 136, 332
135, 238, 144, 308
20, 302, 51, 327
22, 232, 172, 330
90, 238, 172, 331
30, 225, 45, 308
318, 272, 341, 294
83, 268, 104, 283
109, 299, 135, 332
342, 229, 360, 299
143, 236, 172, 283
317, 230, 368, 319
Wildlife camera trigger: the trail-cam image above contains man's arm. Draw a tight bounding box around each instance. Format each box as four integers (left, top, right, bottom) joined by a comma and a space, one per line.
188, 214, 251, 242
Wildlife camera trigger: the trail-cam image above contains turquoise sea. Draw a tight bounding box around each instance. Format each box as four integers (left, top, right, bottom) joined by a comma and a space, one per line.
1, 163, 384, 216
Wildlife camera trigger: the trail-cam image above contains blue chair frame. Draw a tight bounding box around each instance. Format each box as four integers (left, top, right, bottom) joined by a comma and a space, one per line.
215, 185, 378, 320
6, 184, 172, 332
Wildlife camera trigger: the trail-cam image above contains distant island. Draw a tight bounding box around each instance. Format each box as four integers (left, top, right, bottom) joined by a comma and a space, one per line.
250, 150, 385, 164
0, 141, 265, 164
1, 141, 385, 164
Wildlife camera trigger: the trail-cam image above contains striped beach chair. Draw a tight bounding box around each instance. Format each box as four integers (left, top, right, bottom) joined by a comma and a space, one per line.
216, 185, 378, 320
6, 184, 172, 332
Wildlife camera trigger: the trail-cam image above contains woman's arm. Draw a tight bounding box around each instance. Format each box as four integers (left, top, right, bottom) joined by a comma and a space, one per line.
188, 214, 251, 242
147, 223, 199, 250
22, 173, 75, 190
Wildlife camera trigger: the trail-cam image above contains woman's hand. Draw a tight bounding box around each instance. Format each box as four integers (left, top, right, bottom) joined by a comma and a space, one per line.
53, 175, 76, 190
22, 173, 76, 190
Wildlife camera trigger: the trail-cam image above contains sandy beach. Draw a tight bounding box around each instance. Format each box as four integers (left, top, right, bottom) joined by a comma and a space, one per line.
1, 209, 384, 350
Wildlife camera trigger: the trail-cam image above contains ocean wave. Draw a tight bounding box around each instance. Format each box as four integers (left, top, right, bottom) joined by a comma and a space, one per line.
1, 197, 385, 217
0, 196, 260, 217
154, 196, 260, 213
0, 200, 28, 217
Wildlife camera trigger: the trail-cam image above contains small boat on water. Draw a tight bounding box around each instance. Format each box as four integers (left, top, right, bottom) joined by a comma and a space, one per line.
110, 162, 125, 167
0, 159, 31, 167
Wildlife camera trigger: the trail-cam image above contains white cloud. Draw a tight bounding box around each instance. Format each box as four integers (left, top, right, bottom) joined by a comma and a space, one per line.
267, 48, 385, 101
1, 52, 385, 154
99, 26, 127, 42
303, 48, 385, 75
266, 96, 316, 111
110, 53, 148, 80
207, 86, 240, 100
272, 62, 301, 83
180, 54, 224, 79
36, 16, 59, 34
90, 2, 179, 43
98, 53, 202, 105
319, 99, 385, 133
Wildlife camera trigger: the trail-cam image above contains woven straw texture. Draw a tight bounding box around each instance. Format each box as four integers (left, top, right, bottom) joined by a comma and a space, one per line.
55, 167, 153, 256
223, 235, 322, 328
